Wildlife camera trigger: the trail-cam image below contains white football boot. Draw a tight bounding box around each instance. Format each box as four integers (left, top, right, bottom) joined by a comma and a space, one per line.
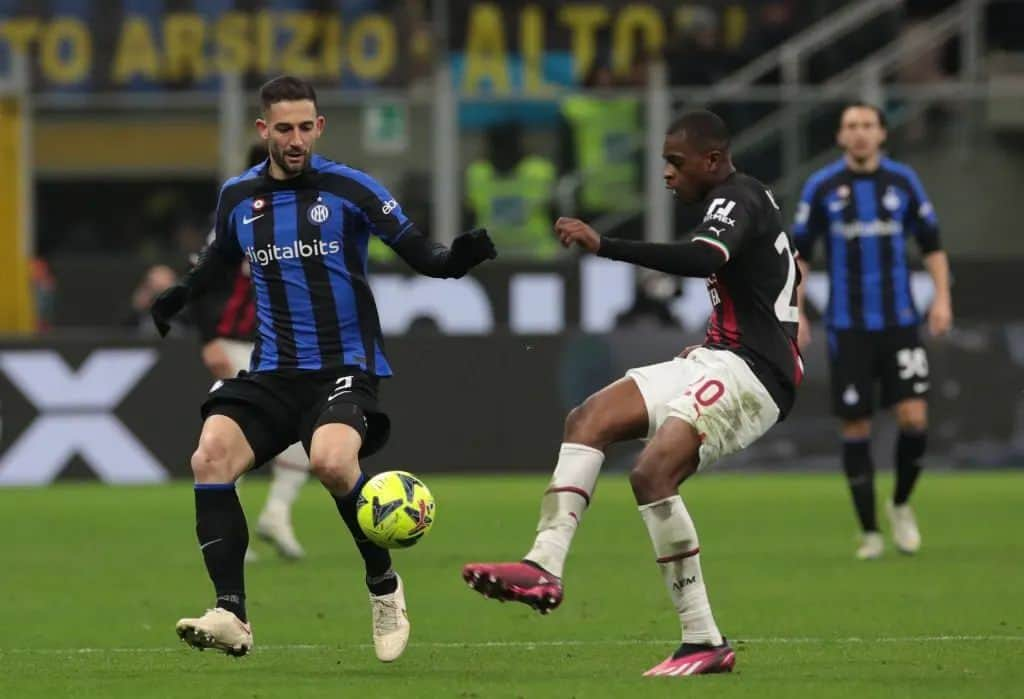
256, 506, 305, 560
886, 501, 922, 554
856, 531, 884, 560
370, 574, 410, 662
176, 608, 253, 656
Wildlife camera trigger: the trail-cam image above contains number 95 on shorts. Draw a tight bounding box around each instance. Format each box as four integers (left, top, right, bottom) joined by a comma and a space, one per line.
626, 348, 780, 469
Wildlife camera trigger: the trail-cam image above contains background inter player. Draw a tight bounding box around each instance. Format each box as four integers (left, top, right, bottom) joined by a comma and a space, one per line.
793, 102, 953, 560
190, 144, 310, 561
464, 110, 802, 677
150, 76, 496, 660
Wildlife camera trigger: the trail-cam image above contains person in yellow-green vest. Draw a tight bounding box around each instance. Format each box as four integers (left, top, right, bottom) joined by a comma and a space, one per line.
465, 121, 558, 259
559, 62, 643, 219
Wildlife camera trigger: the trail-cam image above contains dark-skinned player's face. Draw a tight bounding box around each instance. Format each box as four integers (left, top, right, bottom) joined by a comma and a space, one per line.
256, 100, 325, 176
662, 131, 720, 204
837, 106, 885, 162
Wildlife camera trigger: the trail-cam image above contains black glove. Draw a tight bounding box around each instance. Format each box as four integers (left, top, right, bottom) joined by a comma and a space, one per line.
449, 228, 497, 274
150, 284, 189, 337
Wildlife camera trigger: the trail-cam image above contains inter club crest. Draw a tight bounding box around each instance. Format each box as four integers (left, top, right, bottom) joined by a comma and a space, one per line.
308, 201, 331, 225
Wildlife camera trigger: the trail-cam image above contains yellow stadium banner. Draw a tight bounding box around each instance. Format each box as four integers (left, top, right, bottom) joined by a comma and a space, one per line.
0, 95, 35, 333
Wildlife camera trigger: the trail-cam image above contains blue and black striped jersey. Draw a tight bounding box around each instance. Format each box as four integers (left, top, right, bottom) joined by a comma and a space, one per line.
793, 157, 941, 331
207, 155, 413, 376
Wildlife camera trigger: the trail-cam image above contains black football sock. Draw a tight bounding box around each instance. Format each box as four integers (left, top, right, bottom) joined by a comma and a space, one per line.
842, 439, 878, 532
332, 473, 397, 596
894, 430, 927, 505
194, 483, 249, 622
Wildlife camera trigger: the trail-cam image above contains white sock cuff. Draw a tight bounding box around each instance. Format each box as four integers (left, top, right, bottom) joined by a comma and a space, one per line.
638, 495, 699, 560
560, 442, 604, 458
548, 442, 605, 503
637, 494, 683, 513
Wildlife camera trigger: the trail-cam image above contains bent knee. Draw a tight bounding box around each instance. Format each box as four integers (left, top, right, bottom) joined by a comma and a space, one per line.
628, 461, 678, 502
841, 418, 872, 441
564, 399, 614, 447
895, 401, 928, 432
309, 449, 360, 490
191, 435, 240, 482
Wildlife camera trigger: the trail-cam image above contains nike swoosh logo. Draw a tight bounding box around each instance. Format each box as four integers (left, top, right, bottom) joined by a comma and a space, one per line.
200, 538, 223, 551
243, 214, 264, 225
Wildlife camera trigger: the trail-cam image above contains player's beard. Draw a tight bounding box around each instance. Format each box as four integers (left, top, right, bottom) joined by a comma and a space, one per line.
270, 142, 310, 176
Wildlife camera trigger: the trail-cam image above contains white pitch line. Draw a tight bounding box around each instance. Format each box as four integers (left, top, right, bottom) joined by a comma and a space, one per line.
1, 635, 1022, 655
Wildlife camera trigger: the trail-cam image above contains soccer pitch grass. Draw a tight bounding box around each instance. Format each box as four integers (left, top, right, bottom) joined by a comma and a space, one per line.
0, 472, 1020, 698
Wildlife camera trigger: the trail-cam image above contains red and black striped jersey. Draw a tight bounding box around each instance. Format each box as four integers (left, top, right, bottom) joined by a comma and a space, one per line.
190, 261, 256, 344
691, 172, 803, 417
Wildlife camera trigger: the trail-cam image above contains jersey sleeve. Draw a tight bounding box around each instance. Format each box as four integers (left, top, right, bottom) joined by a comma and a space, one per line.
686, 185, 758, 264
210, 183, 244, 261
348, 172, 416, 246
792, 178, 825, 263
903, 167, 942, 254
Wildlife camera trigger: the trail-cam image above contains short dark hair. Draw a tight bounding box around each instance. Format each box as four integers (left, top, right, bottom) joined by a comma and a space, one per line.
668, 109, 730, 152
840, 101, 887, 128
259, 75, 318, 114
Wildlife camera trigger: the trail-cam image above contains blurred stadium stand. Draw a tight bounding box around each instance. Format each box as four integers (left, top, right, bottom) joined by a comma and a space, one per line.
1, 0, 1022, 481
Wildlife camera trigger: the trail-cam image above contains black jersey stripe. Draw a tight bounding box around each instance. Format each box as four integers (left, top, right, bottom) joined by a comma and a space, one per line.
295, 189, 345, 367
839, 179, 863, 329
875, 182, 899, 327
253, 203, 298, 370
341, 207, 382, 374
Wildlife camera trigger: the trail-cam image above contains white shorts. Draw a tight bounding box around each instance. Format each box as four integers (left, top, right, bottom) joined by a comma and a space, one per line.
212, 339, 307, 468
626, 347, 780, 469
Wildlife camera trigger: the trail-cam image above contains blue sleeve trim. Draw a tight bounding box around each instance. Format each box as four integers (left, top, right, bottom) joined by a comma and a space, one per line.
194, 482, 236, 491
389, 221, 416, 246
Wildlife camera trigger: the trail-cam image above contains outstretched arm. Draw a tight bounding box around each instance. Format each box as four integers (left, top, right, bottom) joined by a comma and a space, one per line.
555, 217, 725, 277
391, 227, 497, 279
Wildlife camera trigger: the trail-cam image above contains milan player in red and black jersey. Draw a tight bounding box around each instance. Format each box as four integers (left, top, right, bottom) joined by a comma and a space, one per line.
189, 145, 311, 561
464, 110, 803, 677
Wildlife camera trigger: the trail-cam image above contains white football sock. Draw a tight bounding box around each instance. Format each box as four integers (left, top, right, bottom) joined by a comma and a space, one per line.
523, 443, 604, 578
262, 444, 309, 518
638, 495, 723, 646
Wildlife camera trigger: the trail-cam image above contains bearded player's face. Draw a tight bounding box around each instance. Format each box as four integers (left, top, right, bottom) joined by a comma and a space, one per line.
257, 100, 325, 177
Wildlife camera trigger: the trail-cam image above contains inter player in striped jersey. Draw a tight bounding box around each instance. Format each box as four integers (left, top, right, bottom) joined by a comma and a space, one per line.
151, 76, 496, 660
464, 110, 803, 677
793, 103, 953, 560
190, 146, 311, 562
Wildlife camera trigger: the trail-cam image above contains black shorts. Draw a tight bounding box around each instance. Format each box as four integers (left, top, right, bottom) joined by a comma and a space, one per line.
200, 367, 390, 468
827, 325, 930, 419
